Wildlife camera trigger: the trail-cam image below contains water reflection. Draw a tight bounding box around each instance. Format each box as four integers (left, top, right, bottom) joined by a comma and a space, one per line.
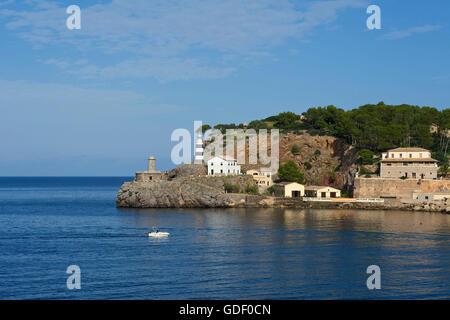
116, 208, 450, 299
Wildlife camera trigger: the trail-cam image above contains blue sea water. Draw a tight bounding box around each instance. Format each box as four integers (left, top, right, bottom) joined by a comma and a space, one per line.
0, 177, 449, 299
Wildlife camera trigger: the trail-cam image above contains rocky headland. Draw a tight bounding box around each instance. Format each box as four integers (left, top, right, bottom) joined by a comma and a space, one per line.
116, 164, 450, 213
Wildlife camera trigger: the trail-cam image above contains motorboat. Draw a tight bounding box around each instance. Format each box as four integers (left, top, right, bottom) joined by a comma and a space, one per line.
148, 231, 170, 238
148, 227, 169, 238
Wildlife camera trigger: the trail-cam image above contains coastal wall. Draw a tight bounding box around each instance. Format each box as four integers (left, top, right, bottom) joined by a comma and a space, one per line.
354, 177, 450, 199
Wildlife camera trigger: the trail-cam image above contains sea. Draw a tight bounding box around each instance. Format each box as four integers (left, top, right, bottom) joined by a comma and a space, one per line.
0, 177, 449, 299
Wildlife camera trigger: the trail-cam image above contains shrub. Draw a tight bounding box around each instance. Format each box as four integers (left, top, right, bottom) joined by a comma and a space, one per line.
291, 144, 300, 154
245, 184, 259, 195
358, 149, 375, 165
224, 183, 240, 193
304, 161, 312, 170
360, 166, 369, 175
263, 186, 275, 196
278, 161, 306, 184
314, 149, 321, 156
330, 171, 337, 183
341, 191, 351, 198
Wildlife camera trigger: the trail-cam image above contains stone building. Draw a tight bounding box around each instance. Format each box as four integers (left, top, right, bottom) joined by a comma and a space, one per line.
135, 156, 166, 182
380, 147, 438, 179
273, 182, 304, 198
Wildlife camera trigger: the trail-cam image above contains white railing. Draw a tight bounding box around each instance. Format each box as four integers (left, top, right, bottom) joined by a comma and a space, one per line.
302, 197, 384, 203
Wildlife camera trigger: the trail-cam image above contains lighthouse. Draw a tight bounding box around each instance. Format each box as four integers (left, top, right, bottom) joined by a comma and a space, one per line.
194, 134, 204, 164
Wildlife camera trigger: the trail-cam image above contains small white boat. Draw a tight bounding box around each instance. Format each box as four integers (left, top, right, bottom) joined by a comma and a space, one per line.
148, 231, 170, 238
148, 227, 169, 238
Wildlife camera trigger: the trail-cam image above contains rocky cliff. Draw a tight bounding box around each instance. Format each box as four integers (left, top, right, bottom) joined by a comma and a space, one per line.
116, 171, 260, 208
238, 132, 361, 192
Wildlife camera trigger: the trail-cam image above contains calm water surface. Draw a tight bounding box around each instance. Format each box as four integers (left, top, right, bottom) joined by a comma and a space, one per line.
0, 177, 449, 299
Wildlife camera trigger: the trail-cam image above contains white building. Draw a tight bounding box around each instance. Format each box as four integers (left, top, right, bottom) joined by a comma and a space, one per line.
273, 182, 305, 198
207, 156, 241, 176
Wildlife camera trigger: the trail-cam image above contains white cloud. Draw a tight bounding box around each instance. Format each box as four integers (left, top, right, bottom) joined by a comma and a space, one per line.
0, 0, 366, 81
382, 25, 441, 40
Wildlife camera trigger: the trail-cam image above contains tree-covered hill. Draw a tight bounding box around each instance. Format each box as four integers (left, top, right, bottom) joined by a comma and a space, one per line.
209, 102, 449, 167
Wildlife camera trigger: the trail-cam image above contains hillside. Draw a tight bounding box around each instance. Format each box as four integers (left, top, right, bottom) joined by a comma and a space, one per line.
205, 103, 450, 184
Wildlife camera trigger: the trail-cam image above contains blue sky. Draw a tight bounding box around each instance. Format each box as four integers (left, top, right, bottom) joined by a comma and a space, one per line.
0, 0, 449, 176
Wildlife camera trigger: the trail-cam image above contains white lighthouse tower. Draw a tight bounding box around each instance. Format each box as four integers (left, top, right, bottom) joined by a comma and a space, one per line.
194, 133, 204, 164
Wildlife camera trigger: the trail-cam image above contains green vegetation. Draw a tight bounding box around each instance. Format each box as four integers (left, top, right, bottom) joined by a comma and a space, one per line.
278, 161, 306, 184
248, 120, 269, 130
213, 123, 238, 134
264, 112, 302, 132
314, 149, 321, 156
291, 144, 300, 154
245, 184, 259, 195
330, 171, 337, 183
201, 124, 211, 132
341, 191, 351, 197
359, 166, 370, 175
264, 186, 275, 195
224, 183, 240, 193
212, 103, 450, 168
299, 103, 450, 153
439, 163, 449, 177
304, 161, 312, 170
358, 149, 375, 165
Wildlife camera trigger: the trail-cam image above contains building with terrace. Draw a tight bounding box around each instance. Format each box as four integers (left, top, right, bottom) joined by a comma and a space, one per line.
380, 147, 438, 179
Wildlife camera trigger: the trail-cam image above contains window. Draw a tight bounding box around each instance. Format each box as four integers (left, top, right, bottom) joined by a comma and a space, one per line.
419, 153, 422, 158
409, 154, 412, 158
391, 154, 394, 158
400, 153, 402, 158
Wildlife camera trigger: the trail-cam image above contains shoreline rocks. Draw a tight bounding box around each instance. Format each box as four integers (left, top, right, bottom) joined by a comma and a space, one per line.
116, 179, 450, 213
